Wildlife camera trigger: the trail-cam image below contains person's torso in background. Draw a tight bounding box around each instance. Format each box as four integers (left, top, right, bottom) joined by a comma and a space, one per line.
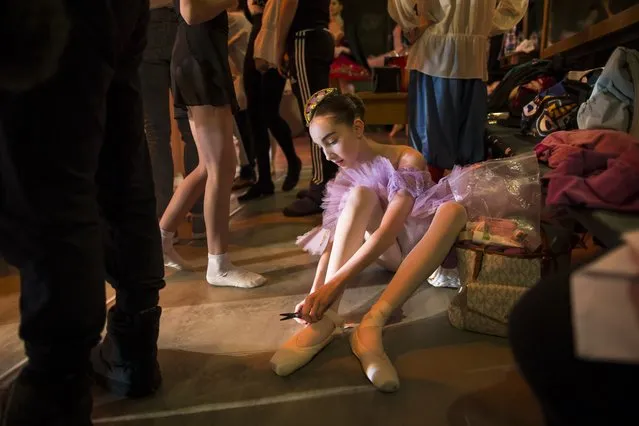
227, 11, 252, 76
172, 0, 229, 63
405, 0, 527, 80
290, 0, 330, 34
422, 0, 498, 37
172, 0, 228, 36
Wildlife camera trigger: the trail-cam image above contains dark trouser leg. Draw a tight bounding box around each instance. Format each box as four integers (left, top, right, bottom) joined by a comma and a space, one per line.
91, 0, 165, 399
140, 59, 173, 218
284, 29, 335, 216
5, 20, 115, 383
244, 31, 273, 188
0, 0, 153, 423
509, 265, 639, 426
262, 69, 297, 165
141, 8, 179, 218
407, 70, 425, 155
234, 109, 254, 178
457, 79, 486, 166
262, 69, 301, 191
238, 17, 276, 201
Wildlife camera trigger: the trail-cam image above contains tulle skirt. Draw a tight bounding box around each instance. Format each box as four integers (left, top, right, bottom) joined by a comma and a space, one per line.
296, 156, 455, 256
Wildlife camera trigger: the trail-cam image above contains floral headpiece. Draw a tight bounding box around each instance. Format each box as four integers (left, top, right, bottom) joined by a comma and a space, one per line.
304, 87, 339, 126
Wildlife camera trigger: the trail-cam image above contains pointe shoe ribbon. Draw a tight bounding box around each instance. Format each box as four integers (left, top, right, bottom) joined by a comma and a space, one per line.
350, 318, 400, 392
270, 310, 344, 377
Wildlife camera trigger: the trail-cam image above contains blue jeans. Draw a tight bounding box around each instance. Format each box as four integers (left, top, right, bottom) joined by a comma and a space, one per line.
408, 71, 487, 169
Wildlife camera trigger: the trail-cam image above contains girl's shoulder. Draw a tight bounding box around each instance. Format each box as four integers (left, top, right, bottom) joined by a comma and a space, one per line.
397, 146, 427, 170
374, 144, 426, 171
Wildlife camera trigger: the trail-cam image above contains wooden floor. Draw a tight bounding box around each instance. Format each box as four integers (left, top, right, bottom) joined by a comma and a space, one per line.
0, 135, 556, 426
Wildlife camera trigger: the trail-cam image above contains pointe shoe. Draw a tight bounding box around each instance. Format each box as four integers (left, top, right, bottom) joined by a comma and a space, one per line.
350, 315, 400, 392
270, 310, 343, 376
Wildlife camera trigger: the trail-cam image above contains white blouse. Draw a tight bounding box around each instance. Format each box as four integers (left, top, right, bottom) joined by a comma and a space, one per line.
388, 0, 529, 80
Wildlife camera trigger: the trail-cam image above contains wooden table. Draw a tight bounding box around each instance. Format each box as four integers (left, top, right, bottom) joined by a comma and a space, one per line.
357, 91, 408, 125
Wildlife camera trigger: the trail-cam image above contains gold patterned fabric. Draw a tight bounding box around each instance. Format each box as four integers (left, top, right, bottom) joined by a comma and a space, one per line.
448, 245, 545, 338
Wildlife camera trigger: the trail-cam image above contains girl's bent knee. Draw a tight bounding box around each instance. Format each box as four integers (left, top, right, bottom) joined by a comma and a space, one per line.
347, 186, 377, 206
438, 201, 467, 222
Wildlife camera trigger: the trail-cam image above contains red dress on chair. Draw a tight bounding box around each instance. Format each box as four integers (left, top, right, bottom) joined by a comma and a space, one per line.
330, 39, 370, 82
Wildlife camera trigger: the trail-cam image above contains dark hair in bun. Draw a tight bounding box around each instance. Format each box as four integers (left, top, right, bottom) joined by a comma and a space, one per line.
312, 92, 366, 125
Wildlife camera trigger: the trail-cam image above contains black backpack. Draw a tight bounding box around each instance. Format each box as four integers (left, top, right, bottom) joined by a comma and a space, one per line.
488, 60, 557, 113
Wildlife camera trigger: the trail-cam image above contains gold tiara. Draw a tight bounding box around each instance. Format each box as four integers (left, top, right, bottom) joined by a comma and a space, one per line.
304, 88, 339, 125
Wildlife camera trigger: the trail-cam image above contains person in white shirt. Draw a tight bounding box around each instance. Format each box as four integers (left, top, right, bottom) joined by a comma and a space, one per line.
388, 0, 528, 179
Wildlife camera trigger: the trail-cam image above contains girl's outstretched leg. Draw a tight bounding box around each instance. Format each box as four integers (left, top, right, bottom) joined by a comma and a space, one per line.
351, 201, 467, 392
271, 186, 400, 375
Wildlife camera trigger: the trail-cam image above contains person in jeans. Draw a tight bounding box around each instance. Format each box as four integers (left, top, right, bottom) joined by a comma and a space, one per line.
389, 0, 528, 181
0, 0, 165, 423
255, 0, 336, 216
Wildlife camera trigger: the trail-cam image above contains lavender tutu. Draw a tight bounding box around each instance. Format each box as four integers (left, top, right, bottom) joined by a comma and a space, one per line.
296, 156, 455, 256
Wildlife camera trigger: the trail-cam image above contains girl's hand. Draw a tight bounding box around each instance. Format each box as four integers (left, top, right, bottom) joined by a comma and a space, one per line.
297, 281, 343, 323
293, 300, 307, 325
278, 52, 290, 78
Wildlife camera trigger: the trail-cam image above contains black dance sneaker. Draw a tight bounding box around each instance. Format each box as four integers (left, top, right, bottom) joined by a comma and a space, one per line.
91, 306, 162, 398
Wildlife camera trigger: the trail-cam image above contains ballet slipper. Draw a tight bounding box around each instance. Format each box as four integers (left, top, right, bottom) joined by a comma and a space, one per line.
350, 308, 400, 392
270, 310, 343, 376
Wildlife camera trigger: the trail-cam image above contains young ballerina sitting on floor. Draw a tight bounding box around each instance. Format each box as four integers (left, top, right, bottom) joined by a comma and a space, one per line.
270, 88, 468, 392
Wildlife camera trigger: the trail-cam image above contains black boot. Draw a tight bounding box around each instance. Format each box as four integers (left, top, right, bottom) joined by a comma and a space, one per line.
282, 157, 302, 192
238, 181, 275, 202
91, 306, 162, 398
0, 367, 93, 426
283, 184, 324, 217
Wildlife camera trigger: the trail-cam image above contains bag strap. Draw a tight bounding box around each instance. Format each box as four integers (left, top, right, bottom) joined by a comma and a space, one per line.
472, 248, 485, 281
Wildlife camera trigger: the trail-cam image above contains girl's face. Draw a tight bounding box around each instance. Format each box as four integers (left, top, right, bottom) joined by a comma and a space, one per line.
329, 0, 343, 16
309, 115, 364, 169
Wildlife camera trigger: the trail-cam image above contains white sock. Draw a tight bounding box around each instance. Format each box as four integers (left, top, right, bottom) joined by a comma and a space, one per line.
161, 229, 189, 270
351, 300, 400, 392
206, 253, 266, 289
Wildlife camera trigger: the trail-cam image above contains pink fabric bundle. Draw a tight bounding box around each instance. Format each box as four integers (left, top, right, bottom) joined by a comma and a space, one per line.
545, 143, 639, 212
535, 129, 639, 168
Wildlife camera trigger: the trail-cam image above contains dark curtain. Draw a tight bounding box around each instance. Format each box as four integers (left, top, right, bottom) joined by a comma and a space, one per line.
342, 0, 393, 63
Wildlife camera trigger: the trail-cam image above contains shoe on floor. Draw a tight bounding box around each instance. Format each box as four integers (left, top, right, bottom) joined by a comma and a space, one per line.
91, 306, 162, 398
283, 196, 323, 217
232, 176, 255, 191
282, 157, 302, 192
0, 367, 93, 426
238, 183, 275, 202
296, 189, 309, 199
